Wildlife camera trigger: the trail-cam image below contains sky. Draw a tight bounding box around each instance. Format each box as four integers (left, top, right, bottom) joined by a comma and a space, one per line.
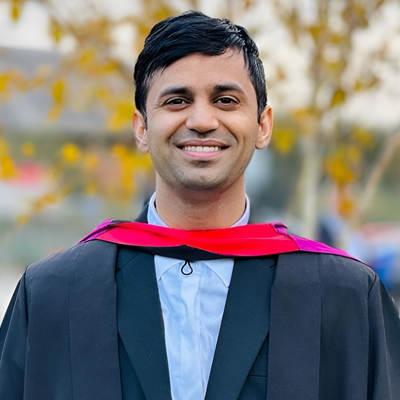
0, 2, 54, 50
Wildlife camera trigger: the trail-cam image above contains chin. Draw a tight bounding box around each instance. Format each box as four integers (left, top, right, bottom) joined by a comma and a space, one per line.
165, 168, 235, 193
178, 177, 231, 192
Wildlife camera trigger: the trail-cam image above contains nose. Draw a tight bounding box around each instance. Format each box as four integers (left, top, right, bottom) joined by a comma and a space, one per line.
185, 101, 219, 133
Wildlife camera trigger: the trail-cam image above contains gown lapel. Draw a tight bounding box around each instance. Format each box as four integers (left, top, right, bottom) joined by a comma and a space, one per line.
69, 240, 122, 400
267, 253, 321, 400
205, 256, 276, 400
116, 248, 172, 400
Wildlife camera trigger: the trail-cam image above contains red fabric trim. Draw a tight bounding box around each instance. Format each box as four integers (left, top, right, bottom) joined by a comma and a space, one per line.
78, 221, 358, 259
94, 222, 300, 256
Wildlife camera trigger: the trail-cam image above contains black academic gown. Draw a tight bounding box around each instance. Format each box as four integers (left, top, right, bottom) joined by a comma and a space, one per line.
1, 223, 400, 399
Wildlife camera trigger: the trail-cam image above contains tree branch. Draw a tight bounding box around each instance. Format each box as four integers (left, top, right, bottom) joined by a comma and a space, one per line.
360, 131, 400, 215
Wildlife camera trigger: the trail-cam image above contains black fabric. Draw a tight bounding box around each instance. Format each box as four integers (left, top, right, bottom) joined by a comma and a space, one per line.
119, 337, 147, 399
1, 234, 400, 399
205, 256, 275, 400
267, 252, 322, 399
268, 252, 400, 400
116, 248, 172, 400
134, 244, 240, 261
0, 241, 122, 400
116, 245, 276, 400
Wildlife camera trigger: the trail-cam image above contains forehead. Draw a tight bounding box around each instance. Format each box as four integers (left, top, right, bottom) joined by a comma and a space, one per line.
146, 49, 255, 100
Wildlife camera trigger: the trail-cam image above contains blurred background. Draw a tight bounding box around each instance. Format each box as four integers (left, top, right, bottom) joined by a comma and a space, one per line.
1, 0, 400, 319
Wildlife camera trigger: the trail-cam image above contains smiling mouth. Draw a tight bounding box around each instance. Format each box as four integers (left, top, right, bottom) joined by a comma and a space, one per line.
179, 146, 227, 152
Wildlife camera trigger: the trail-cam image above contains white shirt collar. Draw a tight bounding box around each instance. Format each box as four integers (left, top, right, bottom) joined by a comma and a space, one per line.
154, 256, 233, 287
154, 255, 181, 281
148, 192, 250, 287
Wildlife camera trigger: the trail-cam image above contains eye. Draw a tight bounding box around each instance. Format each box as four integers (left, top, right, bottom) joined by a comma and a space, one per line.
165, 98, 187, 105
215, 97, 238, 105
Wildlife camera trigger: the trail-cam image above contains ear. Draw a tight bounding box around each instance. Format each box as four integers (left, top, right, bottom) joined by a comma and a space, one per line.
256, 106, 273, 149
133, 109, 148, 152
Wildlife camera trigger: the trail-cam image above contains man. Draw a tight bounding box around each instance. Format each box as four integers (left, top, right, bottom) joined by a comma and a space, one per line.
0, 11, 399, 400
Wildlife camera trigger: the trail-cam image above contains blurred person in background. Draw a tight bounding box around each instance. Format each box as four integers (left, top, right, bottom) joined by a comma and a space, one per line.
1, 11, 399, 400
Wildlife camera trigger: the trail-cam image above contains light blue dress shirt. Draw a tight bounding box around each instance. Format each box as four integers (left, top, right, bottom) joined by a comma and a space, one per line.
147, 193, 250, 400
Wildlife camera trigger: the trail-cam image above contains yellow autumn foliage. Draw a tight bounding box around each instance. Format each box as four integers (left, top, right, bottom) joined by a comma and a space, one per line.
337, 189, 355, 219
107, 99, 135, 131
83, 154, 99, 170
85, 182, 97, 195
0, 70, 26, 100
0, 155, 17, 179
272, 129, 296, 154
78, 48, 97, 69
21, 142, 35, 157
17, 213, 29, 225
10, 0, 22, 20
111, 145, 153, 198
0, 0, 395, 229
0, 75, 9, 92
52, 80, 65, 104
62, 144, 81, 164
49, 18, 63, 43
47, 103, 63, 121
47, 80, 67, 120
308, 24, 324, 42
352, 128, 375, 149
330, 88, 346, 107
325, 146, 361, 187
0, 139, 17, 179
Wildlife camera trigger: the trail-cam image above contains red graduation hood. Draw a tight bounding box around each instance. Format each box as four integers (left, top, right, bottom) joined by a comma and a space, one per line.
79, 220, 358, 260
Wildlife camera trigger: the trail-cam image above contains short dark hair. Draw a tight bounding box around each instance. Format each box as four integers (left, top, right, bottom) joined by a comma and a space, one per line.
133, 11, 267, 122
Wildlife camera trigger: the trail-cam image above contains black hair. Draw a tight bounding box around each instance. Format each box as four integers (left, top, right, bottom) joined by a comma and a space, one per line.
133, 11, 267, 122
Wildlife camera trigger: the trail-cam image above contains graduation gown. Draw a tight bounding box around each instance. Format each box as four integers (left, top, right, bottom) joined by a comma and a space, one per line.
1, 229, 400, 399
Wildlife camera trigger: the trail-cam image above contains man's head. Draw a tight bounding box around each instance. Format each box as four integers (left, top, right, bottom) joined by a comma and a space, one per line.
134, 11, 267, 123
132, 11, 273, 222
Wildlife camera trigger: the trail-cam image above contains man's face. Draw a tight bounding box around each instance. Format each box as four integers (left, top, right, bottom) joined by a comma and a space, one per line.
134, 49, 273, 195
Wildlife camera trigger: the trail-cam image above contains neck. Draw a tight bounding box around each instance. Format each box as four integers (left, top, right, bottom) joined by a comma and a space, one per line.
154, 181, 247, 230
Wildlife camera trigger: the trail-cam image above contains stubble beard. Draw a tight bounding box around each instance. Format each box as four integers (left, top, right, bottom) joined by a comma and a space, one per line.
165, 158, 249, 193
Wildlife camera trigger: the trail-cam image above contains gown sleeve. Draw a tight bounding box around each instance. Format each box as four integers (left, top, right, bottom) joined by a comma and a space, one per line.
0, 275, 27, 400
368, 276, 400, 399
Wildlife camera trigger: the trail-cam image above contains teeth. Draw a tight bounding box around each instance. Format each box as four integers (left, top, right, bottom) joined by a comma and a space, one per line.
182, 146, 221, 152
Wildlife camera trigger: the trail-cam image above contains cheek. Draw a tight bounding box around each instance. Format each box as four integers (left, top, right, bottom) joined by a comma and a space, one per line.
146, 136, 160, 156
146, 120, 177, 145
146, 132, 171, 162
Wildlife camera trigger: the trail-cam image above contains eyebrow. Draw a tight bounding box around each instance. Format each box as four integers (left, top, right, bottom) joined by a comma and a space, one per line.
158, 83, 245, 99
158, 86, 191, 98
212, 83, 245, 95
